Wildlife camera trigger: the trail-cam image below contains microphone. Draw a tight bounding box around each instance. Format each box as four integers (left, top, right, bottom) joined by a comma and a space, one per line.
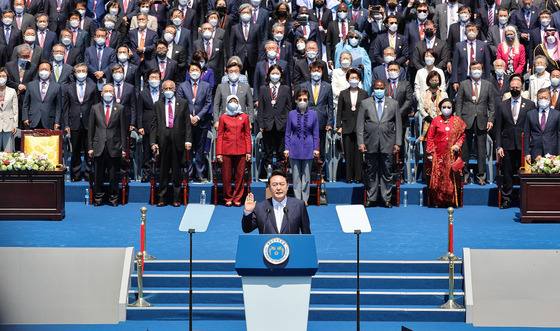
263, 208, 271, 234
283, 206, 290, 234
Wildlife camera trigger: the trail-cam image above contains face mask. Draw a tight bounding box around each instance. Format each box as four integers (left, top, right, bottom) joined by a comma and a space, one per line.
270, 73, 281, 82
297, 101, 308, 110
524, 3, 531, 10
118, 53, 129, 62
299, 14, 309, 21
417, 12, 427, 20
441, 107, 452, 116
311, 72, 322, 81
539, 99, 550, 109
341, 59, 351, 68
241, 13, 251, 22
14, 6, 23, 14
428, 81, 439, 88
208, 19, 218, 27
77, 9, 86, 17
471, 69, 482, 79
374, 89, 385, 99
505, 34, 515, 42
172, 18, 183, 26
296, 43, 306, 51
267, 50, 277, 59
541, 18, 551, 27
510, 89, 521, 97
388, 71, 399, 80
388, 23, 398, 32
388, 2, 397, 9
113, 72, 124, 82
273, 33, 283, 42
373, 14, 383, 20
467, 31, 477, 40
495, 68, 505, 76
39, 70, 50, 80
306, 51, 317, 59
0, 77, 7, 86
315, 1, 324, 7
216, 6, 226, 13
110, 8, 119, 15
459, 13, 469, 22
179, 0, 188, 5
349, 37, 359, 46
140, 7, 149, 14
424, 57, 435, 66
148, 79, 160, 88
202, 30, 212, 39
24, 35, 35, 43
61, 37, 72, 46
228, 73, 240, 82
226, 102, 239, 113
2, 18, 12, 26
103, 92, 114, 102
75, 72, 87, 81
95, 37, 106, 46
552, 78, 560, 87
536, 66, 546, 73
53, 53, 64, 62
69, 20, 79, 28
498, 17, 508, 25
384, 55, 395, 64
199, 61, 205, 68
278, 10, 287, 16
424, 29, 434, 38
349, 79, 359, 87
547, 35, 556, 44
156, 51, 167, 58
138, 22, 147, 29
37, 22, 47, 30
164, 32, 174, 42
337, 11, 348, 20
105, 21, 115, 30
190, 71, 201, 80
164, 90, 174, 99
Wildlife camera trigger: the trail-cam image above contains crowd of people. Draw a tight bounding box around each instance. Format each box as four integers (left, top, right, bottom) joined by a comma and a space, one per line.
0, 0, 559, 207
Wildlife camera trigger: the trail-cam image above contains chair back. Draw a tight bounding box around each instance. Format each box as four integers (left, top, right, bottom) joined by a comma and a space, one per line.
21, 129, 64, 166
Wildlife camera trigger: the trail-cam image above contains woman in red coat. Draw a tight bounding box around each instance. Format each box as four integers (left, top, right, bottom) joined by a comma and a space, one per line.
496, 26, 526, 75
217, 95, 252, 206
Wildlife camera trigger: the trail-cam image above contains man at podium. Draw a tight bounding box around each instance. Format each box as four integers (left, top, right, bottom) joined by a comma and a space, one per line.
242, 170, 312, 234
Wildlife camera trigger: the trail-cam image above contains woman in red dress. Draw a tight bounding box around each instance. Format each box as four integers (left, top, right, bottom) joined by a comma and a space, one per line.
426, 99, 466, 207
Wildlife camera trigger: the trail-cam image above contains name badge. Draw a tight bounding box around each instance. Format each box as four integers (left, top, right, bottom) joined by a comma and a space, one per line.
351, 106, 356, 111
472, 96, 476, 102
271, 100, 276, 105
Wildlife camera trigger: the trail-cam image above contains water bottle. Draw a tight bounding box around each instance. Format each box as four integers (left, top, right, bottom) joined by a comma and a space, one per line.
65, 165, 70, 181
85, 189, 89, 205
266, 164, 272, 180
419, 189, 423, 207
411, 167, 416, 183
403, 190, 408, 207
200, 190, 206, 205
469, 169, 474, 185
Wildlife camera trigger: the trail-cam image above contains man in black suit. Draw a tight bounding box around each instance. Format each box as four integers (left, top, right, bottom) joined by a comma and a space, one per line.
24, 0, 46, 17
163, 25, 189, 77
67, 11, 89, 54
253, 41, 290, 102
169, 0, 201, 40
495, 76, 534, 208
102, 14, 124, 50
475, 0, 500, 37
137, 69, 161, 182
13, 28, 44, 65
59, 29, 83, 66
510, 0, 541, 45
35, 14, 57, 61
63, 63, 99, 181
0, 11, 23, 56
110, 63, 137, 131
309, 0, 333, 47
412, 20, 449, 71
293, 40, 329, 86
47, 0, 73, 34
194, 22, 225, 88
524, 88, 560, 165
488, 59, 511, 101
527, 10, 552, 68
124, 12, 158, 66
230, 3, 262, 86
143, 40, 181, 84
369, 15, 408, 67
22, 62, 63, 130
150, 80, 192, 207
88, 84, 127, 206
260, 23, 295, 76
111, 45, 140, 94
6, 44, 37, 119
168, 9, 194, 60
326, 3, 358, 68
446, 6, 484, 66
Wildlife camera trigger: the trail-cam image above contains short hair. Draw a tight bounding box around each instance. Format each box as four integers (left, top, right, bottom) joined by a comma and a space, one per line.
0, 67, 9, 77
346, 67, 361, 81
226, 61, 241, 71
426, 70, 442, 86
458, 5, 470, 12
227, 56, 243, 71
537, 88, 551, 97
465, 22, 477, 30
497, 7, 509, 15
540, 9, 552, 17
36, 13, 48, 21
117, 44, 130, 52
535, 55, 548, 65
423, 48, 438, 60
104, 14, 117, 22
24, 27, 35, 34
509, 73, 523, 84
111, 63, 124, 73
17, 43, 31, 54
95, 27, 107, 35
295, 88, 310, 100
69, 10, 81, 19
74, 62, 87, 72
424, 19, 435, 28
192, 50, 208, 62
102, 83, 115, 90
470, 60, 483, 69
339, 51, 353, 62
137, 12, 148, 19
239, 3, 252, 13
386, 14, 398, 23
265, 64, 285, 84
383, 46, 396, 54
551, 68, 560, 75
145, 68, 160, 80
155, 39, 168, 48
272, 22, 285, 31
264, 40, 278, 49
206, 10, 218, 19
387, 61, 400, 69
268, 169, 288, 183
494, 58, 506, 66
309, 61, 323, 71
417, 2, 428, 9
188, 61, 202, 71
438, 98, 454, 110
2, 10, 14, 17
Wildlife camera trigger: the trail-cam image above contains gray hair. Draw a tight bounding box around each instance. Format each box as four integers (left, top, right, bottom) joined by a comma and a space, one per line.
17, 43, 31, 54
535, 55, 548, 66
74, 62, 87, 72
137, 12, 148, 19
272, 22, 285, 31
493, 59, 505, 67
239, 3, 252, 13
111, 63, 124, 73
104, 14, 117, 22
264, 40, 278, 49
227, 56, 243, 71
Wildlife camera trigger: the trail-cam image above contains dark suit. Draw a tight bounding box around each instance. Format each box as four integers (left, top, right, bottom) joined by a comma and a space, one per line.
528, 27, 546, 68
451, 40, 492, 83
168, 43, 188, 78
404, 20, 428, 57
230, 22, 262, 85
370, 32, 409, 67
68, 29, 89, 54
524, 107, 560, 160
63, 80, 99, 180
174, 27, 193, 63
177, 79, 212, 179
84, 45, 116, 81
22, 79, 63, 129
143, 57, 181, 85
258, 84, 291, 172
412, 37, 449, 71
0, 25, 23, 55
488, 74, 511, 100
24, 0, 45, 16
257, 40, 294, 77
495, 97, 534, 203
193, 38, 225, 88
372, 64, 407, 81
292, 58, 329, 86
300, 80, 334, 164
113, 81, 137, 128
446, 22, 485, 62
150, 97, 192, 203
47, 0, 74, 33
34, 30, 57, 61
337, 88, 368, 181
107, 62, 141, 95
124, 28, 158, 66
10, 44, 44, 65
288, 20, 321, 47
169, 5, 201, 40
105, 29, 124, 50
89, 102, 127, 204
309, 6, 333, 45
242, 197, 312, 234
137, 86, 161, 178
253, 59, 290, 101
63, 47, 83, 66
118, 0, 139, 21
510, 6, 541, 42
475, 5, 500, 37
325, 19, 358, 62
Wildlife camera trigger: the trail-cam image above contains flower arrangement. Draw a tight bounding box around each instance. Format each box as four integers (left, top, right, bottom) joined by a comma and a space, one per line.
529, 154, 560, 174
0, 152, 57, 171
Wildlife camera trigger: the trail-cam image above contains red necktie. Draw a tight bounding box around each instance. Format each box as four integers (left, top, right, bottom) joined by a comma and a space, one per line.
105, 105, 110, 125
192, 82, 197, 100
168, 101, 174, 127
498, 78, 503, 90
470, 42, 475, 63
341, 21, 346, 39
106, 30, 111, 47
205, 41, 211, 59
420, 23, 424, 40
26, 0, 30, 7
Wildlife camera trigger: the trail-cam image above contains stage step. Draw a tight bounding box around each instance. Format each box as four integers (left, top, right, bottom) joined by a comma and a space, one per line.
127, 260, 465, 322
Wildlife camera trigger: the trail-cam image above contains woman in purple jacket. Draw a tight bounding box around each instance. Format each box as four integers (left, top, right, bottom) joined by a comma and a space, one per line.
284, 88, 320, 204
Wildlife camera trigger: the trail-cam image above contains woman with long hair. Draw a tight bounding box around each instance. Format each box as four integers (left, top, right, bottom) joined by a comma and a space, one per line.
497, 25, 525, 75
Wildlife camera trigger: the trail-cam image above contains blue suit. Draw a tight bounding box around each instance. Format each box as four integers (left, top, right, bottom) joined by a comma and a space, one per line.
124, 28, 158, 65
510, 6, 542, 37
86, 0, 106, 23
372, 64, 406, 81
288, 21, 321, 47
369, 32, 409, 66
22, 80, 63, 129
84, 45, 116, 80
349, 7, 369, 32
451, 40, 492, 84
242, 197, 312, 234
524, 108, 560, 160
252, 6, 270, 41
404, 20, 424, 57
253, 59, 290, 101
34, 30, 57, 62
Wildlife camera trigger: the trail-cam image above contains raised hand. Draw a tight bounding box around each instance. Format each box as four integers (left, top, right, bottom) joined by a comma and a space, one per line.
244, 192, 257, 213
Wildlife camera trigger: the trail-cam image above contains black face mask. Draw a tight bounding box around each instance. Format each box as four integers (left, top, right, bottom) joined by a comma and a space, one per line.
424, 29, 434, 38
278, 10, 287, 17
352, 2, 361, 7
487, 0, 495, 5
216, 6, 226, 13
315, 1, 324, 7
156, 51, 167, 58
510, 89, 521, 97
388, 2, 397, 10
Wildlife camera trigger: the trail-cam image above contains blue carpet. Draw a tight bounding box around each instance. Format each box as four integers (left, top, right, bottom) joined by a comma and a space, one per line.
1, 203, 559, 260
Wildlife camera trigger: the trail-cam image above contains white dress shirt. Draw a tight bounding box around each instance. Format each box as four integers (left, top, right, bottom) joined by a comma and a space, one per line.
272, 196, 287, 232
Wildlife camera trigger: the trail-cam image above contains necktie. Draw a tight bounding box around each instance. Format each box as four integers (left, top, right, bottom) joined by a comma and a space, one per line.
231, 83, 237, 95
192, 82, 197, 100
498, 77, 503, 90
511, 100, 517, 123
488, 6, 494, 26
123, 0, 128, 12
105, 105, 110, 125
106, 30, 111, 46
168, 100, 174, 127
313, 83, 319, 104
78, 82, 84, 102
470, 42, 475, 63
139, 30, 145, 61
19, 63, 24, 81
474, 82, 479, 102
5, 27, 10, 44
420, 22, 424, 40
73, 30, 77, 44
303, 24, 307, 37
341, 21, 346, 39
272, 85, 277, 101
541, 110, 547, 131
553, 90, 558, 108
55, 64, 61, 81
390, 34, 395, 48
377, 100, 383, 120
41, 81, 47, 100
64, 49, 68, 62
26, 0, 30, 7
497, 0, 501, 4
159, 61, 166, 79
205, 41, 211, 59
243, 24, 249, 40
17, 15, 21, 29
391, 82, 396, 97
253, 8, 257, 23
40, 32, 45, 47
501, 27, 505, 43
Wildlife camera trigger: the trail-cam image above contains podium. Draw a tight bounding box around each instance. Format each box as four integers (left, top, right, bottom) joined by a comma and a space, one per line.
235, 234, 318, 331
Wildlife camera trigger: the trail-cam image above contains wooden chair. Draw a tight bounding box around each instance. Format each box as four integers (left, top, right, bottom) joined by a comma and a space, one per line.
88, 137, 131, 205
283, 157, 324, 206
21, 129, 64, 166
496, 133, 525, 208
362, 151, 402, 207
212, 157, 252, 206
149, 150, 190, 205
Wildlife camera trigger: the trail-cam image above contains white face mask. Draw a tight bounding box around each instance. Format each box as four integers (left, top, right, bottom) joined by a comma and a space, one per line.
467, 31, 477, 40
388, 71, 399, 80
388, 23, 398, 32
296, 43, 305, 51
240, 13, 251, 22
164, 90, 174, 99
251, 0, 261, 6
75, 72, 87, 81
547, 35, 556, 44
341, 59, 351, 68
273, 33, 283, 42
417, 12, 427, 20
0, 77, 7, 85
459, 13, 469, 22
103, 92, 113, 102
311, 72, 322, 81
349, 37, 359, 46
226, 102, 239, 112
541, 18, 551, 27
110, 8, 119, 15
202, 30, 212, 39
37, 22, 47, 30
539, 99, 550, 109
24, 35, 35, 43
267, 50, 277, 59
14, 6, 23, 14
172, 18, 183, 26
498, 16, 508, 25
77, 9, 86, 17
179, 0, 188, 5
95, 37, 106, 46
536, 65, 546, 73
140, 7, 149, 14
297, 101, 308, 110
306, 51, 317, 59
552, 77, 560, 87
118, 53, 129, 62
209, 19, 218, 27
228, 73, 239, 82
105, 21, 115, 30
148, 79, 160, 88
384, 55, 395, 64
190, 71, 201, 81
53, 53, 64, 62
495, 68, 505, 76
337, 11, 348, 20
441, 107, 453, 116
113, 73, 124, 82
39, 70, 50, 80
138, 22, 147, 29
69, 20, 79, 28
270, 73, 281, 82
2, 18, 13, 26
424, 57, 435, 66
471, 69, 482, 79
164, 32, 174, 42
61, 37, 72, 46
349, 79, 359, 87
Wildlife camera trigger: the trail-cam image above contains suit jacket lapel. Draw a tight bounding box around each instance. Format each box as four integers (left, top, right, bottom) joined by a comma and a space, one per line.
279, 198, 290, 234
267, 199, 279, 234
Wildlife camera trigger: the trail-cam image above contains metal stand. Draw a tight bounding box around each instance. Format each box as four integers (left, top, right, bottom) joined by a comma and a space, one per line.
355, 229, 361, 331
140, 207, 155, 260
129, 252, 153, 307
440, 253, 464, 309
189, 229, 194, 331
438, 207, 461, 261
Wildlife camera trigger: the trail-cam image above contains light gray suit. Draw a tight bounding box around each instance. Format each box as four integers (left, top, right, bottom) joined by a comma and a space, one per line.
213, 81, 254, 125
485, 24, 504, 59
357, 97, 402, 203
15, 13, 36, 33
434, 3, 451, 40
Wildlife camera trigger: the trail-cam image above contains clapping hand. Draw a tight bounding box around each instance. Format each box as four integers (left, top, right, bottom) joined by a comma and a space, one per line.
245, 192, 257, 213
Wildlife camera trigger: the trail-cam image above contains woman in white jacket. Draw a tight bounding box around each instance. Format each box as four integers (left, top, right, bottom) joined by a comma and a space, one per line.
0, 68, 18, 152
